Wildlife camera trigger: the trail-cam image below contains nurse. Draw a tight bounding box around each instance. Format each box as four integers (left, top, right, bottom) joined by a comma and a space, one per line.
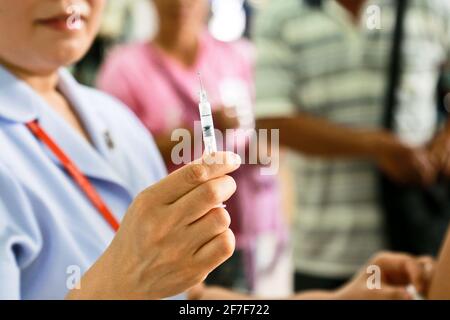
0, 0, 239, 299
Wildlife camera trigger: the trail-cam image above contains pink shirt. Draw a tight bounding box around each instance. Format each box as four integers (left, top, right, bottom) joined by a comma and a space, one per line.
97, 33, 285, 258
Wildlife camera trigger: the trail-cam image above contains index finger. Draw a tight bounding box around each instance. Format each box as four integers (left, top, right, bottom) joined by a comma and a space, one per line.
144, 152, 241, 204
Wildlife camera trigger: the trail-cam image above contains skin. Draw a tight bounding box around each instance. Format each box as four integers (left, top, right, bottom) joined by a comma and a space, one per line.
0, 0, 240, 299
67, 153, 241, 299
429, 229, 450, 299
150, 0, 240, 165
190, 252, 436, 300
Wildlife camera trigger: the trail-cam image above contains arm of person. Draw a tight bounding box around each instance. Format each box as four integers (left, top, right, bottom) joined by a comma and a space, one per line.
428, 228, 450, 299
256, 115, 436, 186
256, 114, 389, 159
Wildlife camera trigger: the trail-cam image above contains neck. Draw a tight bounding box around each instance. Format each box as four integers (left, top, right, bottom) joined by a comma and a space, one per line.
336, 0, 365, 22
153, 26, 200, 67
2, 60, 93, 143
1, 60, 59, 96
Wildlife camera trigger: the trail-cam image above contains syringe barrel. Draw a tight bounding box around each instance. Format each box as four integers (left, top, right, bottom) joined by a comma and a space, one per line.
199, 101, 218, 154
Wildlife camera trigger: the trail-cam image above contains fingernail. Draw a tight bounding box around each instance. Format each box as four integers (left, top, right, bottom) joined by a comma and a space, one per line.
228, 152, 241, 166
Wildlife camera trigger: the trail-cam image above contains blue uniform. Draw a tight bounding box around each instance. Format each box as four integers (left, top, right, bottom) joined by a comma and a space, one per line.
0, 66, 168, 299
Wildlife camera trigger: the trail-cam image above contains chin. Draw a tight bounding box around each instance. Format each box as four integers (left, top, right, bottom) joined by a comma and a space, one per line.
37, 40, 91, 71
23, 54, 84, 76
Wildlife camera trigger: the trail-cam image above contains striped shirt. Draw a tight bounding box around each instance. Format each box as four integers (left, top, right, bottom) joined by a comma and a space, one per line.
254, 0, 450, 277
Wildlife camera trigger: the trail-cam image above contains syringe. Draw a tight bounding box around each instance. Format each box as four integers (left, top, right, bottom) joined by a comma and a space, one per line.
198, 72, 218, 155
197, 72, 226, 208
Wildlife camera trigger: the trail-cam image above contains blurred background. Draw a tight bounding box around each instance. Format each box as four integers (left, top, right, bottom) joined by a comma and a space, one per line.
70, 0, 450, 298
73, 0, 262, 85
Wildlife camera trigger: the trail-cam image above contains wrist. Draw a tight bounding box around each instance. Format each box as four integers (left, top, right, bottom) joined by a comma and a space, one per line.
65, 247, 120, 300
65, 244, 155, 300
361, 131, 393, 161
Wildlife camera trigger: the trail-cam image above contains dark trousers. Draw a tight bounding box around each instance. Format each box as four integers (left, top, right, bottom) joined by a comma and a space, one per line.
294, 271, 349, 292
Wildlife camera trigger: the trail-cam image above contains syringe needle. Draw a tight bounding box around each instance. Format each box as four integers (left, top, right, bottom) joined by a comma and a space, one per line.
197, 72, 207, 102
197, 71, 203, 87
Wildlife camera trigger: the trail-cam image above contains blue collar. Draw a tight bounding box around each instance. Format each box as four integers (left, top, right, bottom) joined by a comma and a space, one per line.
0, 65, 134, 200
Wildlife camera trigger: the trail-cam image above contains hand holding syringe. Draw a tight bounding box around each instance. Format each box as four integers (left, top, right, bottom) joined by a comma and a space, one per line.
198, 72, 226, 208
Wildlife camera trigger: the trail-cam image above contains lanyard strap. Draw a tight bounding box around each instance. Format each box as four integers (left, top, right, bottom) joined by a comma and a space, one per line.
26, 120, 120, 232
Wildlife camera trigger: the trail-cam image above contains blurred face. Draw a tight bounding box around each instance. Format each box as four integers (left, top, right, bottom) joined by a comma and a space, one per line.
0, 0, 105, 75
153, 0, 209, 37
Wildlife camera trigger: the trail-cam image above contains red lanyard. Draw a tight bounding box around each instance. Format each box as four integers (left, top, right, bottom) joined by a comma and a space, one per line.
26, 120, 120, 232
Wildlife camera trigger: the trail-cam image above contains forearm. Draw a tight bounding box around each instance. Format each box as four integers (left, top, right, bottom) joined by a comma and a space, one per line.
428, 228, 450, 299
65, 248, 120, 300
256, 115, 388, 159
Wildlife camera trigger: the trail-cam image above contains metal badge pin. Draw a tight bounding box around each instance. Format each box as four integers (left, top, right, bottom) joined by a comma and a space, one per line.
103, 131, 115, 150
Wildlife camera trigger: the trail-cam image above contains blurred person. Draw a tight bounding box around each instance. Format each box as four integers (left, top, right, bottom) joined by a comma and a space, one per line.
97, 0, 287, 292
73, 0, 155, 85
254, 0, 450, 291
